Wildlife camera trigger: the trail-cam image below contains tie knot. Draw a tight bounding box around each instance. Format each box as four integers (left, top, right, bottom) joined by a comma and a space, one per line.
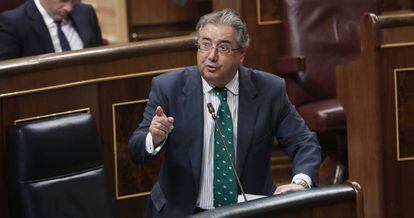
214, 87, 228, 102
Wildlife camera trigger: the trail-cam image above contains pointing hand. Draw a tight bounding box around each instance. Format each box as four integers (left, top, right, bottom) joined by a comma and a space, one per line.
149, 106, 174, 146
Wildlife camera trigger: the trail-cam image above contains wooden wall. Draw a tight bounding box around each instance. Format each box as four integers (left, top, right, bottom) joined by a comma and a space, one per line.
337, 13, 414, 218
1, 0, 414, 217
83, 0, 414, 70
83, 0, 129, 43
0, 35, 294, 218
1, 0, 414, 42
0, 36, 197, 218
241, 0, 281, 73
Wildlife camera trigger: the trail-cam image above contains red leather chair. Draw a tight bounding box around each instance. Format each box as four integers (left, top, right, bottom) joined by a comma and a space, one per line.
0, 0, 25, 12
280, 0, 377, 184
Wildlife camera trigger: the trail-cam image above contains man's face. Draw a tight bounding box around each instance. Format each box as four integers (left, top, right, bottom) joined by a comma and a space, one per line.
40, 0, 80, 21
197, 23, 246, 87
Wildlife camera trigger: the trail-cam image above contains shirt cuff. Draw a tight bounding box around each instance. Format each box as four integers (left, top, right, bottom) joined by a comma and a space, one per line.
292, 173, 312, 188
145, 132, 164, 155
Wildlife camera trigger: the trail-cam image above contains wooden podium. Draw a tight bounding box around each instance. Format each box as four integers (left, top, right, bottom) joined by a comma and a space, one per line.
337, 13, 414, 218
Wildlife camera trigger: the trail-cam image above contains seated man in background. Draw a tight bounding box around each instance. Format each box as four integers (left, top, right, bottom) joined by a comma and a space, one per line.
129, 9, 321, 218
0, 0, 103, 60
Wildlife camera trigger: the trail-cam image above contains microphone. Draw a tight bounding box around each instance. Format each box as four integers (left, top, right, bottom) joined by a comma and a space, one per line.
207, 103, 216, 119
207, 102, 248, 203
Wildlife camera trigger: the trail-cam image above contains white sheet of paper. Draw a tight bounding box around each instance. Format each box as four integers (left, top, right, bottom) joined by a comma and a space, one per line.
237, 193, 267, 203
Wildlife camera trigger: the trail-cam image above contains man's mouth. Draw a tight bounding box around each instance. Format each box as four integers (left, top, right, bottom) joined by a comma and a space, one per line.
206, 64, 218, 72
59, 11, 69, 18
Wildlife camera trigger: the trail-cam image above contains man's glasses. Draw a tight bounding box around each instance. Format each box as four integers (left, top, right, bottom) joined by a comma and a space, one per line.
196, 41, 241, 54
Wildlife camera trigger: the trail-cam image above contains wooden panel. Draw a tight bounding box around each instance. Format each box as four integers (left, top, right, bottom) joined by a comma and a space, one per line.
0, 52, 195, 95
128, 0, 203, 25
275, 208, 313, 218
242, 0, 281, 73
395, 69, 414, 159
99, 75, 165, 218
337, 13, 414, 218
256, 0, 282, 25
127, 0, 211, 41
380, 0, 413, 12
400, 160, 414, 218
379, 46, 414, 218
0, 36, 196, 95
83, 0, 129, 43
311, 201, 356, 218
0, 99, 6, 218
381, 26, 414, 45
114, 101, 156, 197
1, 85, 99, 126
337, 14, 383, 218
212, 0, 242, 12
0, 36, 197, 218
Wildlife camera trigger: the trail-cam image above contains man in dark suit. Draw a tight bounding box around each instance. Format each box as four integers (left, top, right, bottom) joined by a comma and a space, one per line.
0, 0, 103, 60
129, 9, 321, 218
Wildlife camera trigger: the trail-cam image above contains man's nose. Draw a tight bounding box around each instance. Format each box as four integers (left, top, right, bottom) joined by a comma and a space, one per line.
207, 47, 219, 61
63, 3, 73, 12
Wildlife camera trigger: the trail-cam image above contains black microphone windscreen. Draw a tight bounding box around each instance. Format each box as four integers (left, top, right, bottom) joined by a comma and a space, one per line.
207, 103, 215, 114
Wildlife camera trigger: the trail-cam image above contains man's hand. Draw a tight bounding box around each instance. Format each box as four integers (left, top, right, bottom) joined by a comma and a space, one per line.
149, 106, 174, 146
273, 184, 305, 195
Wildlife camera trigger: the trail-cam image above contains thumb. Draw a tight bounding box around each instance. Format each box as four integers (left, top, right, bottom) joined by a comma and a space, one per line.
155, 106, 165, 117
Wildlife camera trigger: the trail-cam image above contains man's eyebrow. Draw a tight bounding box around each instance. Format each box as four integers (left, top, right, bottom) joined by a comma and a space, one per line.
200, 37, 212, 41
200, 37, 232, 45
217, 40, 232, 44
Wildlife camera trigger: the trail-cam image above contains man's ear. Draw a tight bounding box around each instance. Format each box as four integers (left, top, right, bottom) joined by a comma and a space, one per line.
240, 48, 247, 63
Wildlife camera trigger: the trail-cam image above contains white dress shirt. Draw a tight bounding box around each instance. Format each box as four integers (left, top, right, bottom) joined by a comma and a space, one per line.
145, 71, 312, 209
196, 72, 239, 209
34, 0, 84, 52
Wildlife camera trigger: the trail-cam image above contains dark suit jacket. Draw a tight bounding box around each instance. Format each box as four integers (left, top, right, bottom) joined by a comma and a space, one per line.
0, 0, 103, 60
129, 66, 321, 218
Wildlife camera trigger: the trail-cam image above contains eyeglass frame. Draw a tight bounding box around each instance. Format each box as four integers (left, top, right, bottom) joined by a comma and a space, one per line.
195, 40, 242, 55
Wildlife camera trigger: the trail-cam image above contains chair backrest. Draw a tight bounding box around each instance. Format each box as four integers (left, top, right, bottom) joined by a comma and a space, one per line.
5, 113, 114, 218
0, 0, 24, 12
281, 0, 377, 106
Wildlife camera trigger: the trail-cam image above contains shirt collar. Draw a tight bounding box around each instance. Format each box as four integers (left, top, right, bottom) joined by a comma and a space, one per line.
201, 70, 239, 96
34, 0, 68, 27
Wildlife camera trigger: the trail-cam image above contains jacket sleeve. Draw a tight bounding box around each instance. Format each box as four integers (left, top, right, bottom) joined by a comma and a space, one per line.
128, 76, 165, 164
0, 13, 22, 60
88, 4, 103, 46
274, 80, 322, 186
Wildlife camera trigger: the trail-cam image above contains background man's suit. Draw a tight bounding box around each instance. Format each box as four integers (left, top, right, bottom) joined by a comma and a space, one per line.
0, 0, 103, 60
129, 66, 321, 218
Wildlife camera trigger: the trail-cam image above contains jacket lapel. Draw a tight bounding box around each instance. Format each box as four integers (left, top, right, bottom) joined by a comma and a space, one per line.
182, 67, 204, 191
26, 1, 54, 53
236, 67, 258, 178
182, 66, 258, 190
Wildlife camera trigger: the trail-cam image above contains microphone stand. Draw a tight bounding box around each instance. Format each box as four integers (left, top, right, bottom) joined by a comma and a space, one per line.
207, 103, 248, 203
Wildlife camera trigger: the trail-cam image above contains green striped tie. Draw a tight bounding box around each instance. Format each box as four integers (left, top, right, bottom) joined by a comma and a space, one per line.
213, 87, 237, 208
